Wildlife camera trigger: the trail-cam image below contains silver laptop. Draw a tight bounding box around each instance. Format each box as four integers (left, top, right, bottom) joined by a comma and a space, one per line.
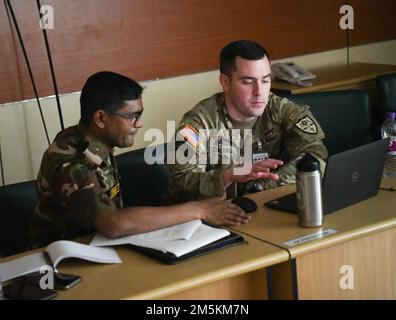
265, 138, 389, 215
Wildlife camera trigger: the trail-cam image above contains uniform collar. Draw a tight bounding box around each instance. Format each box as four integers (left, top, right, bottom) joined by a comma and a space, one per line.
219, 92, 274, 132
218, 93, 257, 129
229, 116, 257, 129
76, 122, 112, 167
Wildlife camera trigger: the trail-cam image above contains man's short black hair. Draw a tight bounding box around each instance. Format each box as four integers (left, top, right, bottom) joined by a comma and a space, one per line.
80, 71, 143, 125
220, 40, 269, 77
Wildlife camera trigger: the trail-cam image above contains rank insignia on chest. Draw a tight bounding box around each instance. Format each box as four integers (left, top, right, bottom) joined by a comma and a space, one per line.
110, 183, 120, 199
295, 116, 318, 134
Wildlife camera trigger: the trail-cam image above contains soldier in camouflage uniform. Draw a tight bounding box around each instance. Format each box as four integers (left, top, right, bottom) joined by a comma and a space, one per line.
29, 123, 123, 248
164, 40, 327, 204
30, 71, 250, 248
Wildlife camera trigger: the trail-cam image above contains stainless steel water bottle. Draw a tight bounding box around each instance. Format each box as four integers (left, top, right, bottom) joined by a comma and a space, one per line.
296, 153, 323, 228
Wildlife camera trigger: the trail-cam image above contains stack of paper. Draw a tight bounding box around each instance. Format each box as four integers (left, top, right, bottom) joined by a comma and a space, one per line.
90, 219, 230, 257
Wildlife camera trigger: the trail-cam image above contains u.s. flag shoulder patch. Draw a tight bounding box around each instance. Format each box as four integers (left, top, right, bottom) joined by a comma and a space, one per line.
178, 124, 201, 148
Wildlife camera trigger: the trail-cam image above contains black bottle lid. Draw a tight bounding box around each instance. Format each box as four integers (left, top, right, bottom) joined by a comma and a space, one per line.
297, 153, 320, 172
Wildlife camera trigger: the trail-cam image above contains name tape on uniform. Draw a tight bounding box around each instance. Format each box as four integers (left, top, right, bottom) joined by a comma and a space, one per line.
253, 153, 268, 163
283, 228, 338, 247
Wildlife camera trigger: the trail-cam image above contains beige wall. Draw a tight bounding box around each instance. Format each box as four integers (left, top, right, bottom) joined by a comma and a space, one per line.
1, 40, 396, 185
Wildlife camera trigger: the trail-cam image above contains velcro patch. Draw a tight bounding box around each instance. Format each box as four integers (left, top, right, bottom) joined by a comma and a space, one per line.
295, 116, 318, 134
253, 153, 269, 163
110, 183, 120, 199
178, 125, 200, 148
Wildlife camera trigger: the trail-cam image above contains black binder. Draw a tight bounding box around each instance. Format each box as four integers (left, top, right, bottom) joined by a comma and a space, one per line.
129, 231, 245, 265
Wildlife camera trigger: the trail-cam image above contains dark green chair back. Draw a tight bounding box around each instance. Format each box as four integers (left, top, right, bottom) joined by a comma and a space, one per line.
0, 180, 36, 257
116, 144, 170, 207
377, 73, 396, 120
0, 145, 170, 256
285, 90, 374, 155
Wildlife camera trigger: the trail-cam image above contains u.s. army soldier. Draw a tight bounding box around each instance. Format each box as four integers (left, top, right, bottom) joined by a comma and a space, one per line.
29, 71, 250, 248
164, 40, 327, 203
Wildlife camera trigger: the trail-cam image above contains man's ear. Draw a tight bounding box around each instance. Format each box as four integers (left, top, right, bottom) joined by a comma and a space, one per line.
92, 110, 107, 129
219, 74, 230, 93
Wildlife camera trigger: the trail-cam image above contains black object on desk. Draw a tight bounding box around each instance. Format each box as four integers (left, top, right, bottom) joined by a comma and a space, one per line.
2, 275, 57, 300
232, 196, 258, 213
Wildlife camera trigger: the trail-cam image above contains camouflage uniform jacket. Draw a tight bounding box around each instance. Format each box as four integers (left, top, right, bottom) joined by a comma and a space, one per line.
29, 122, 122, 248
164, 92, 328, 203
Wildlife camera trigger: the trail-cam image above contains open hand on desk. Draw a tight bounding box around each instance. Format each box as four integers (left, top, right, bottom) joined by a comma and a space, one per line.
197, 196, 251, 226
223, 158, 283, 187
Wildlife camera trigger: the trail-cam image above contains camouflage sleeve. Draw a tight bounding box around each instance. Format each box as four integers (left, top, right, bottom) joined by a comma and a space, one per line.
164, 112, 228, 204
259, 98, 328, 189
53, 161, 116, 232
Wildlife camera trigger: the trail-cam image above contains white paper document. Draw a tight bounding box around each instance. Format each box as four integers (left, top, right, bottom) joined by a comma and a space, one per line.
91, 221, 230, 258
128, 224, 230, 257
0, 253, 49, 283
46, 240, 122, 268
90, 219, 202, 247
0, 241, 121, 283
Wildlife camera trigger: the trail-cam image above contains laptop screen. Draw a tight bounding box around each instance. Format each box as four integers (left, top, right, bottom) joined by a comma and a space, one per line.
321, 138, 389, 214
265, 138, 389, 215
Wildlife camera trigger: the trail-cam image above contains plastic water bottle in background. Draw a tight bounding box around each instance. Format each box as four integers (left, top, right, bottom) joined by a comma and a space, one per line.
381, 112, 396, 178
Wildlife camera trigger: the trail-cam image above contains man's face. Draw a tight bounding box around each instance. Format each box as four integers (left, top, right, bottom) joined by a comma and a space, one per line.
220, 56, 271, 121
102, 99, 144, 148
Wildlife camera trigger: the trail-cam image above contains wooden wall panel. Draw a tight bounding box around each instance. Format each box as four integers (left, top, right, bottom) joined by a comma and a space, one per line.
348, 0, 396, 46
0, 0, 345, 104
0, 0, 393, 104
1, 0, 50, 104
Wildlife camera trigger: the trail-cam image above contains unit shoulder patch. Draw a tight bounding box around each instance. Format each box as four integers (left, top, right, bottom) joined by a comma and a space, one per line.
295, 116, 318, 134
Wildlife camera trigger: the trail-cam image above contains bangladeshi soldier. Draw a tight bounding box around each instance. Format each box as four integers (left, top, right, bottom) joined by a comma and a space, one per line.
29, 71, 249, 248
164, 40, 327, 203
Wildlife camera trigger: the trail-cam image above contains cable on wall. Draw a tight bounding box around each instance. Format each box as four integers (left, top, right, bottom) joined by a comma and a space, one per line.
345, 0, 350, 65
346, 20, 350, 65
5, 0, 51, 145
0, 137, 5, 186
36, 0, 64, 131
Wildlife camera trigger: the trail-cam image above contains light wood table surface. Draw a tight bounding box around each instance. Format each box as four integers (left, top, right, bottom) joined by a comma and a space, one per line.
230, 180, 396, 299
1, 233, 289, 300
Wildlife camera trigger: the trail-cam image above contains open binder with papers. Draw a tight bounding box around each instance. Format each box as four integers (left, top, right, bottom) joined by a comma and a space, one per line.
91, 220, 244, 264
0, 241, 122, 283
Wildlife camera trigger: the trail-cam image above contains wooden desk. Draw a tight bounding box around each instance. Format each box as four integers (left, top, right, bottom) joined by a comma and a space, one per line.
1, 233, 289, 300
230, 182, 396, 299
271, 63, 396, 105
381, 177, 396, 191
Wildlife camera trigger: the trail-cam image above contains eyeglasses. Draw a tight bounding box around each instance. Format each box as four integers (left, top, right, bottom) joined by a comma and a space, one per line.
107, 110, 143, 125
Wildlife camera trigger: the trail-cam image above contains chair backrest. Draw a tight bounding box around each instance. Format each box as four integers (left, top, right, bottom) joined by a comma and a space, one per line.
285, 90, 374, 155
0, 146, 170, 256
377, 73, 396, 119
0, 180, 37, 257
116, 144, 170, 207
